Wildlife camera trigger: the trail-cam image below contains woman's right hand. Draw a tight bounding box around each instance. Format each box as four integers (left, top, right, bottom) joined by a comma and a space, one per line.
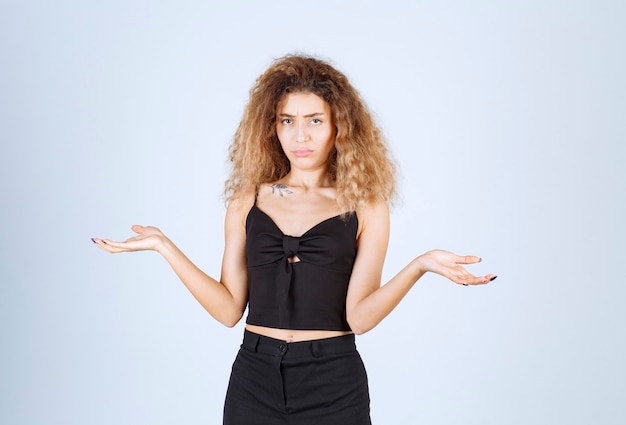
92, 225, 167, 254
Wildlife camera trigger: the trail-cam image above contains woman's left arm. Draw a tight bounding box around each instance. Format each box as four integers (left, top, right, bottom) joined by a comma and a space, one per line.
345, 201, 496, 335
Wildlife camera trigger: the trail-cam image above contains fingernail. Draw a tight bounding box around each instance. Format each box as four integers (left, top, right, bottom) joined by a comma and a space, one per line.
490, 276, 498, 281
91, 238, 98, 244
462, 283, 468, 286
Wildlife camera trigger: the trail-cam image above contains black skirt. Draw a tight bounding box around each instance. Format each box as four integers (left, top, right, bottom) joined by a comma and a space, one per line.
223, 330, 371, 425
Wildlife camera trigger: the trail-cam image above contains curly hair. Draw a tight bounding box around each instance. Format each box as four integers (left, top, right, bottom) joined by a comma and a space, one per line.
225, 54, 396, 212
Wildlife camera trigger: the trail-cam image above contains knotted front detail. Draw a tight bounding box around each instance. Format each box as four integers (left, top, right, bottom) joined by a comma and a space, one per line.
279, 235, 301, 322
245, 205, 358, 330
282, 235, 300, 261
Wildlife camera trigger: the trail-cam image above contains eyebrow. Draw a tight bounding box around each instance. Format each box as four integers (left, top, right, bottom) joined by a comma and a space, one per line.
278, 112, 326, 118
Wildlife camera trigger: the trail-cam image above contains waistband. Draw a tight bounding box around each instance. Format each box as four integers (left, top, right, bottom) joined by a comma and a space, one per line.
242, 329, 357, 358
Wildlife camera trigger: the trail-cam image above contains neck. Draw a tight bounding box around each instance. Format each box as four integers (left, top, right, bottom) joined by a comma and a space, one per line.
284, 168, 332, 189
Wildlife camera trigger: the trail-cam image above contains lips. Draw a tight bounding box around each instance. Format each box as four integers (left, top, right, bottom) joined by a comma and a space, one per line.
292, 149, 313, 157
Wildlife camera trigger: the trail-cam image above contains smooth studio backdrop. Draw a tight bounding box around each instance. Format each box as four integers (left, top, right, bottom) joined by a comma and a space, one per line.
1, 1, 624, 424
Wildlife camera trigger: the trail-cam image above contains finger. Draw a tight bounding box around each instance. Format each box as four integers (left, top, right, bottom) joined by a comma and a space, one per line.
92, 238, 111, 251
456, 255, 482, 265
463, 274, 498, 286
91, 238, 123, 253
97, 238, 137, 253
92, 237, 114, 248
131, 224, 144, 234
100, 238, 130, 248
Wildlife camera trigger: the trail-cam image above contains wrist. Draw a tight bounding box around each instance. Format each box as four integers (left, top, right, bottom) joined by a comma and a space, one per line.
155, 234, 172, 255
410, 256, 428, 278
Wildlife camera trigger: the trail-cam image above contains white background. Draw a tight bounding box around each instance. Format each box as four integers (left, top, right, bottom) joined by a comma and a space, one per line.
1, 1, 624, 424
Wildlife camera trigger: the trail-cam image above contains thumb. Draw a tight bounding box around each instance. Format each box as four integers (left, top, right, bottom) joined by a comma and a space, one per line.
456, 255, 482, 264
131, 224, 144, 234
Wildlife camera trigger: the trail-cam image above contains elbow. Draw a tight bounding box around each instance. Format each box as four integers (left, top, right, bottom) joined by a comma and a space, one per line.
347, 315, 375, 336
219, 316, 242, 328
222, 320, 240, 328
352, 327, 370, 336
350, 325, 373, 336
212, 310, 244, 328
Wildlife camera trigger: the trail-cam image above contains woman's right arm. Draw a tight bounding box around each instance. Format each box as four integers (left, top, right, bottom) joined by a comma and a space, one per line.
92, 197, 251, 327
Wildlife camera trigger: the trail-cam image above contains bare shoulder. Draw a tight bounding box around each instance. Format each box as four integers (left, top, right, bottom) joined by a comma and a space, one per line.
356, 199, 390, 241
226, 189, 256, 228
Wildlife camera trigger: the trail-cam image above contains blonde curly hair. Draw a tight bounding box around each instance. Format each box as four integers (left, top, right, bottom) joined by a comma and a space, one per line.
225, 54, 396, 212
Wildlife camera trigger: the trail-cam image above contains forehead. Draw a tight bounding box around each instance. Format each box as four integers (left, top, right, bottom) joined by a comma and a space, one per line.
277, 92, 331, 113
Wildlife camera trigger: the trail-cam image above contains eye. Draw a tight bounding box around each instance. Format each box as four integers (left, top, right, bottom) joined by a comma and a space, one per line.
281, 118, 293, 125
311, 118, 322, 124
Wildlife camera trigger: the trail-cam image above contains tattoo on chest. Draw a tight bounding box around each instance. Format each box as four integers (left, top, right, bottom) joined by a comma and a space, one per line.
270, 184, 293, 197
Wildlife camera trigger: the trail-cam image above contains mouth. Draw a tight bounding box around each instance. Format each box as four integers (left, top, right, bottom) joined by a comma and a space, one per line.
292, 149, 313, 157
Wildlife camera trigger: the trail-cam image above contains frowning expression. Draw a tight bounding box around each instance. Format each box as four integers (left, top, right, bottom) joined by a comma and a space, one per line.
276, 92, 335, 171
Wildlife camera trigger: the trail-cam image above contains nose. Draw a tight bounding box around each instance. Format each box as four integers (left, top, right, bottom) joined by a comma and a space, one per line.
296, 121, 308, 143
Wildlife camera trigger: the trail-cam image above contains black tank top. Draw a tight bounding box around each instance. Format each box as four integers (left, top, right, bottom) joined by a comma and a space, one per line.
245, 205, 358, 331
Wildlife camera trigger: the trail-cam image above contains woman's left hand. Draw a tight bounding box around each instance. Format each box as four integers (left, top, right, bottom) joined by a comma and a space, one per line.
414, 250, 496, 286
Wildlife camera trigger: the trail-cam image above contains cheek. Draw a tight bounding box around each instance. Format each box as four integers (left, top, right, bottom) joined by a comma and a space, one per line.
278, 138, 289, 154
277, 131, 295, 155
276, 127, 288, 146
323, 127, 336, 146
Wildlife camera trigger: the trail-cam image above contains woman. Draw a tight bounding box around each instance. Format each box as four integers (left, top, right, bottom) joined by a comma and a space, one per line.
92, 54, 496, 424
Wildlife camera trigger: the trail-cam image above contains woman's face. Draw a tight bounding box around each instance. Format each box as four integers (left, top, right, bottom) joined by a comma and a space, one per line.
276, 92, 335, 172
